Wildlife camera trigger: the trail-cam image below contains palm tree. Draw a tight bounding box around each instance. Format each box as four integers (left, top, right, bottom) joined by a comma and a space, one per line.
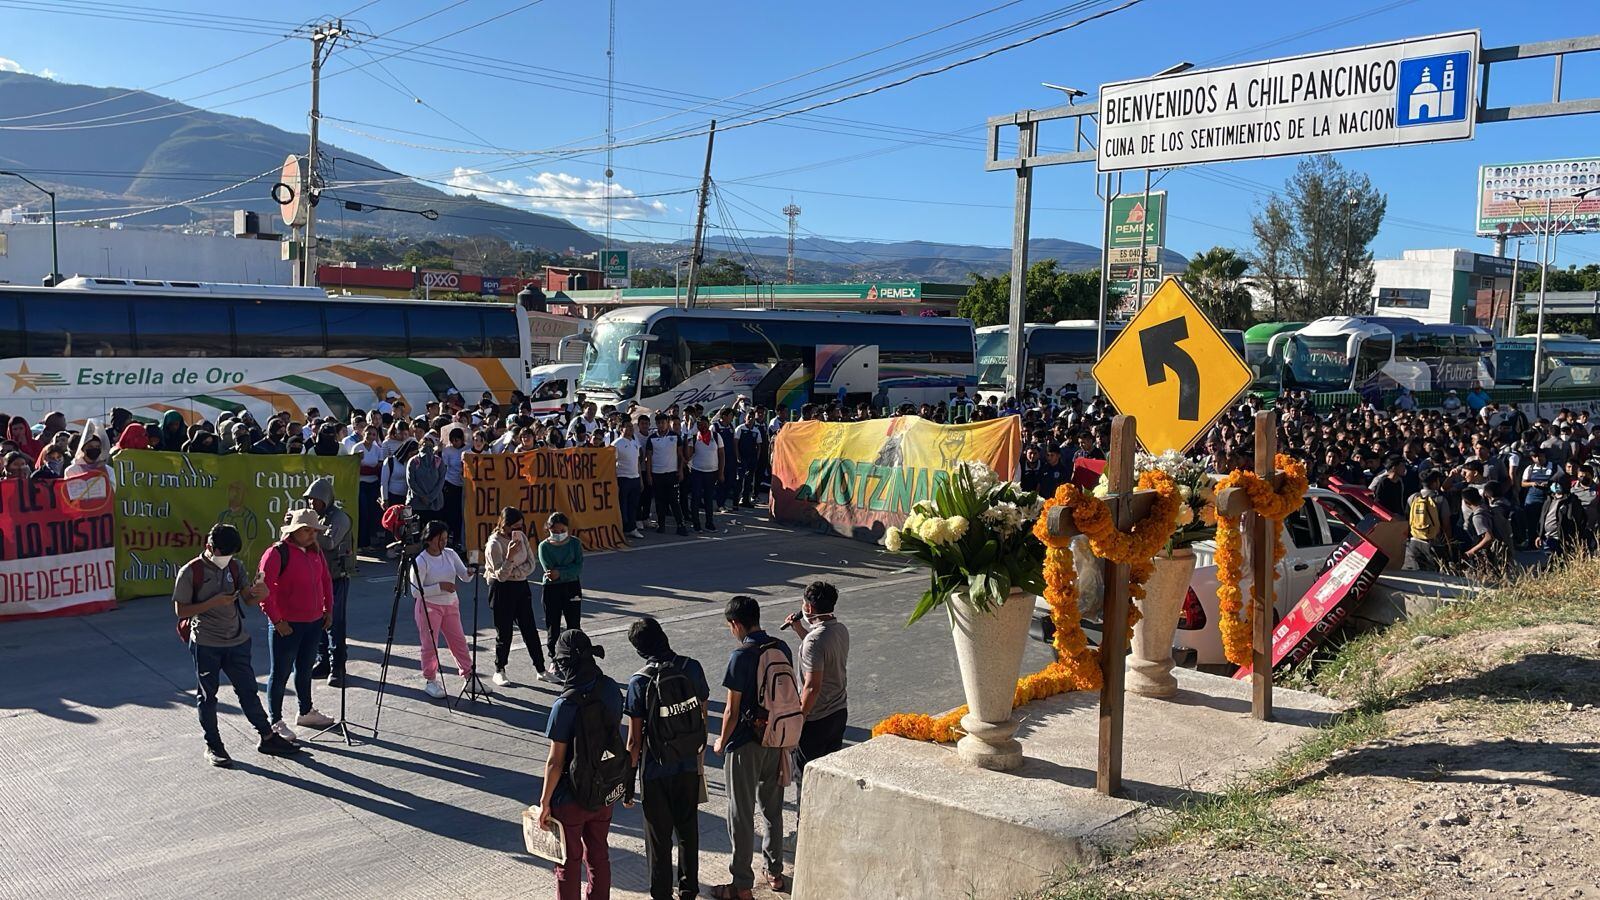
1181, 246, 1254, 329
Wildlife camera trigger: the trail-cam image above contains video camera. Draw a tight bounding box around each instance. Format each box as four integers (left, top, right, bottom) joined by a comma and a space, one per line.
383, 505, 427, 559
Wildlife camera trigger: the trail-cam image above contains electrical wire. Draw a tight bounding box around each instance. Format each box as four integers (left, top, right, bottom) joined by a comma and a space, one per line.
58, 164, 282, 224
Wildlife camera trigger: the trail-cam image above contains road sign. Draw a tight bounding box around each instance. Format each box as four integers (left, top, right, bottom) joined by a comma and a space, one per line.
1093, 277, 1251, 453
1097, 30, 1479, 172
1476, 157, 1600, 236
601, 249, 630, 288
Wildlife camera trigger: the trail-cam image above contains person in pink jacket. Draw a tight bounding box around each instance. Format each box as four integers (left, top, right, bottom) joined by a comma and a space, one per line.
260, 508, 336, 741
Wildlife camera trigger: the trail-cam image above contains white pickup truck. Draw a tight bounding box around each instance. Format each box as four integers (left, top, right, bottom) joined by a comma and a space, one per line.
1037, 487, 1368, 668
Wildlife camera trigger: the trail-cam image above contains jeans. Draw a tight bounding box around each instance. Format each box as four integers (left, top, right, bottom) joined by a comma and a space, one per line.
716, 462, 739, 508
688, 469, 718, 528
192, 639, 271, 749
617, 476, 642, 533
317, 578, 350, 675
542, 580, 583, 659
267, 619, 322, 722
443, 482, 465, 548
357, 480, 380, 547
552, 801, 613, 900
642, 770, 701, 900
650, 471, 685, 530
489, 579, 544, 673
725, 744, 784, 890
737, 462, 760, 506
795, 707, 849, 802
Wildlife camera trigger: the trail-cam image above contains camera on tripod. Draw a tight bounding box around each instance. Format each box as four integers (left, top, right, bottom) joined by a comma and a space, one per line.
382, 505, 427, 559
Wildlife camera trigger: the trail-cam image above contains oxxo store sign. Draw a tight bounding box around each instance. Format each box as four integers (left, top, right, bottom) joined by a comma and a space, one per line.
1098, 30, 1479, 171
420, 270, 462, 291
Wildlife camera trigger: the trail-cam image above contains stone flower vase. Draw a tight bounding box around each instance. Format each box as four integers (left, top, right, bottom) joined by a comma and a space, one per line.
950, 587, 1034, 771
1127, 548, 1196, 698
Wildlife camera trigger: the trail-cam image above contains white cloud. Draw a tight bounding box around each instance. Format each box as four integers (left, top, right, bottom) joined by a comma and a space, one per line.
0, 57, 24, 74
445, 167, 669, 227
38, 68, 56, 80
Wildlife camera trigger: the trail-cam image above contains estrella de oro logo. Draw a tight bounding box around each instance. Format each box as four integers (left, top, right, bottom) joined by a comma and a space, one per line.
1396, 52, 1471, 128
6, 361, 69, 392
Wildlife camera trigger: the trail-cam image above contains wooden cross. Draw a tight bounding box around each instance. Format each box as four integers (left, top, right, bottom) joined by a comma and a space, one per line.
1046, 415, 1155, 797
1213, 410, 1282, 722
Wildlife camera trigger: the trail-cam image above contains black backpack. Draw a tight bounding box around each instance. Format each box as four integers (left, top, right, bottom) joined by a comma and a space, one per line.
639, 657, 705, 765
563, 683, 630, 811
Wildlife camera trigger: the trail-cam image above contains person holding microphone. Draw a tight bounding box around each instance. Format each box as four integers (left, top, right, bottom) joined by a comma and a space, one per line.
538, 512, 585, 664
484, 506, 548, 687
408, 519, 476, 699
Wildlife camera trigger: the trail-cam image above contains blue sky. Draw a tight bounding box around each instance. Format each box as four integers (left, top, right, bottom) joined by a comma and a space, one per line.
2, 0, 1597, 268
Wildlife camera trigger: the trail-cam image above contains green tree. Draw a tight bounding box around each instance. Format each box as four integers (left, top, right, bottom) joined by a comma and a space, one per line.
956, 259, 1101, 327
696, 257, 752, 287
1249, 155, 1385, 320
1511, 263, 1600, 336
1181, 246, 1254, 329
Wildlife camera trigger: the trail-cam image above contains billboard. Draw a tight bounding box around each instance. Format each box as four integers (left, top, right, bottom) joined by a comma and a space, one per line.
1107, 192, 1165, 304
602, 249, 630, 288
1098, 30, 1478, 172
1476, 157, 1600, 236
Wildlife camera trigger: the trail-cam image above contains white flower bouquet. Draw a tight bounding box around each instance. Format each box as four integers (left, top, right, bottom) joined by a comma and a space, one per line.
884, 461, 1048, 625
1095, 450, 1218, 552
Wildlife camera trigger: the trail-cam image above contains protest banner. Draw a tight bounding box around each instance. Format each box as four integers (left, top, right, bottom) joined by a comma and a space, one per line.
112, 452, 359, 601
463, 448, 625, 554
0, 472, 117, 621
770, 416, 1020, 542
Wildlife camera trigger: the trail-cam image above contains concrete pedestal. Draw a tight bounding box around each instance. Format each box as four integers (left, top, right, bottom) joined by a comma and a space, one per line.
793, 667, 1343, 900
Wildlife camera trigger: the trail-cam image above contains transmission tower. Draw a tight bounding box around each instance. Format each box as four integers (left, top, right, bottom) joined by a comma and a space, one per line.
783, 199, 802, 284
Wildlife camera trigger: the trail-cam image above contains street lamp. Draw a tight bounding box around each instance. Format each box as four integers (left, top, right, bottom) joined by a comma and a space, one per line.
1341, 188, 1359, 312
0, 170, 61, 286
1511, 185, 1600, 409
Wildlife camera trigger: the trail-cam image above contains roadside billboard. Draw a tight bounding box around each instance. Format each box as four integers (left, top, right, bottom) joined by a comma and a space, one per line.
1476, 157, 1600, 236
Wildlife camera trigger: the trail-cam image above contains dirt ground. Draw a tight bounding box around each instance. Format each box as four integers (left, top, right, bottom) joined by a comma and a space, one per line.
1036, 618, 1600, 899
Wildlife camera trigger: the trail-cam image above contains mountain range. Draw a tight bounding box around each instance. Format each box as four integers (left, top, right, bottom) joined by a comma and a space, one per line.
0, 71, 1187, 282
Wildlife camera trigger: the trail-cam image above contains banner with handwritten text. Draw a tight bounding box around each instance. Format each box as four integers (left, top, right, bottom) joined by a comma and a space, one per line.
112, 452, 359, 600
0, 472, 117, 620
463, 449, 624, 555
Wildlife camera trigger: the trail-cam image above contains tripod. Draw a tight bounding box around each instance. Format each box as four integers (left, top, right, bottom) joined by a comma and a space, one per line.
366, 550, 420, 740
311, 578, 355, 746
454, 562, 493, 708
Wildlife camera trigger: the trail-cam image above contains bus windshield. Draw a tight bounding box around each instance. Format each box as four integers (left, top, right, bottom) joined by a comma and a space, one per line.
579, 319, 646, 396
975, 330, 1008, 388
1285, 335, 1356, 391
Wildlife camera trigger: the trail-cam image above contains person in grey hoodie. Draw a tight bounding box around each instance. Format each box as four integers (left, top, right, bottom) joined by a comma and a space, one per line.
406, 432, 446, 526
304, 475, 357, 684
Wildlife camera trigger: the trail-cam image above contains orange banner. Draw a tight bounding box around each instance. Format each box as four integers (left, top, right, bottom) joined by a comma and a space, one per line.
463, 449, 625, 554
770, 416, 1020, 542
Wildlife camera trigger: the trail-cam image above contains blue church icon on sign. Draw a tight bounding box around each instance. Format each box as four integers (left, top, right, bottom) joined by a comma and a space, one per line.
1397, 52, 1470, 127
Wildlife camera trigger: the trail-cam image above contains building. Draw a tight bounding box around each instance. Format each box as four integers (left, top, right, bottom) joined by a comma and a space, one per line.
1371, 248, 1518, 332
560, 281, 967, 316
317, 264, 540, 300
0, 223, 291, 286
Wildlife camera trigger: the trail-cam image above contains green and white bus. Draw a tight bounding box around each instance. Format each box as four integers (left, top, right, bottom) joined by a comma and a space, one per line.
0, 277, 531, 424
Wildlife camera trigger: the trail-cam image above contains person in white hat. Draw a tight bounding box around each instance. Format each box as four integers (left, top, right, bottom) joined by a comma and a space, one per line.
260, 507, 337, 740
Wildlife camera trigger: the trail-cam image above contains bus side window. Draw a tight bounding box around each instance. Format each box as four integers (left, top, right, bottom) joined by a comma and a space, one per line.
23, 295, 133, 357
133, 298, 231, 357
485, 309, 520, 358
324, 302, 407, 357
233, 300, 324, 357
408, 307, 486, 358
0, 295, 21, 358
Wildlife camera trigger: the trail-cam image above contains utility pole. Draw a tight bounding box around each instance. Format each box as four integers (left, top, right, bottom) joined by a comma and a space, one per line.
683, 120, 716, 309
604, 0, 615, 254
783, 199, 802, 284
303, 19, 345, 288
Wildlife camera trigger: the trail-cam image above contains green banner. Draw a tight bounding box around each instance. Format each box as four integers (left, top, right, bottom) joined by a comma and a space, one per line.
111, 451, 360, 601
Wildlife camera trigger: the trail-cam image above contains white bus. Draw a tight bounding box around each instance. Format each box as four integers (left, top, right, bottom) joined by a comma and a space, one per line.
0, 277, 531, 424
569, 306, 976, 414
1267, 315, 1495, 394
1496, 335, 1600, 390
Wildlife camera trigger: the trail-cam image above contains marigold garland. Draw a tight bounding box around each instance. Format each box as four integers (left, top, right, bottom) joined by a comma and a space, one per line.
872, 472, 1182, 743
1213, 454, 1309, 668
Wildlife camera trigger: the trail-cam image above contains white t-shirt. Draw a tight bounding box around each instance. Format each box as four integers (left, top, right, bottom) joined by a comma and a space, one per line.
349, 440, 386, 483
611, 435, 642, 479
648, 433, 682, 475
408, 547, 471, 605
688, 431, 723, 473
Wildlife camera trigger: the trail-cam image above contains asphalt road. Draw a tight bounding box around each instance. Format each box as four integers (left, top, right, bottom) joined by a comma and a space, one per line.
0, 507, 1056, 900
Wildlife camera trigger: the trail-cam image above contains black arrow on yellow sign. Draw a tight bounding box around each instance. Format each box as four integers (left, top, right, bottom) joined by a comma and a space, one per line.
1138, 315, 1200, 421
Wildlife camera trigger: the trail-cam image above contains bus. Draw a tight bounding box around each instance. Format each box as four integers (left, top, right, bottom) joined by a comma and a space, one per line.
975, 321, 1246, 398
1242, 321, 1305, 390
1497, 335, 1600, 389
1266, 315, 1495, 394
0, 277, 531, 424
569, 306, 976, 413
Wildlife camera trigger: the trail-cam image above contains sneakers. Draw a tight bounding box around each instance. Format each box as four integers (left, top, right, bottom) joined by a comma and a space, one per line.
296, 709, 335, 729
631, 528, 646, 540
257, 733, 301, 757
204, 745, 232, 768
271, 719, 298, 743
327, 672, 343, 688
424, 679, 447, 699
492, 669, 510, 687
310, 660, 331, 679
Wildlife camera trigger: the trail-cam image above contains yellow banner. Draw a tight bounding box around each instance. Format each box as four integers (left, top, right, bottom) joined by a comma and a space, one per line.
770, 416, 1020, 540
463, 449, 625, 555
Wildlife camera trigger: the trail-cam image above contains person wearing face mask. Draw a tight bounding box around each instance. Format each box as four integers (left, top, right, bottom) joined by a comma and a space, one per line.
406, 433, 447, 528
538, 512, 585, 664
407, 519, 476, 699
686, 414, 725, 535
32, 444, 66, 481
783, 581, 850, 800
538, 629, 625, 900
64, 419, 113, 485
440, 424, 468, 550
484, 507, 548, 686
175, 524, 300, 767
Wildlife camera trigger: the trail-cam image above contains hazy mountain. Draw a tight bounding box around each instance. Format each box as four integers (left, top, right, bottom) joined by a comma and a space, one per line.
0, 71, 601, 251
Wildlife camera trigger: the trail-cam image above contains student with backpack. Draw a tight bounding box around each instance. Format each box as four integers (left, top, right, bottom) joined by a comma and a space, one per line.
1403, 469, 1451, 572
175, 524, 300, 767
538, 630, 629, 900
711, 595, 801, 899
625, 617, 710, 900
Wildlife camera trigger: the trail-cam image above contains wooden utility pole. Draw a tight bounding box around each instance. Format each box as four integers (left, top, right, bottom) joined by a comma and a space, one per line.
683, 120, 716, 309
